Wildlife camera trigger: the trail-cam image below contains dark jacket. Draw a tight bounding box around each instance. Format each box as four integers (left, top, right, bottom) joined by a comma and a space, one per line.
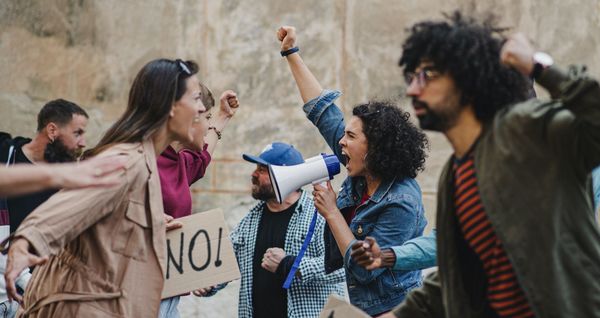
393, 65, 600, 318
0, 133, 31, 165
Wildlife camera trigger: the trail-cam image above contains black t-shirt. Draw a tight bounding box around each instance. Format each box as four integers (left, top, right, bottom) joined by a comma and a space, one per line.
252, 201, 297, 318
7, 146, 58, 232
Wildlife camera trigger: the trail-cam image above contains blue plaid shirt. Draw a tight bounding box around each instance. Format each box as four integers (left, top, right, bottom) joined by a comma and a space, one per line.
212, 190, 346, 318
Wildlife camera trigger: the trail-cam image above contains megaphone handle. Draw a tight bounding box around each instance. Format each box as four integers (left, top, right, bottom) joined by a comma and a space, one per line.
282, 209, 319, 289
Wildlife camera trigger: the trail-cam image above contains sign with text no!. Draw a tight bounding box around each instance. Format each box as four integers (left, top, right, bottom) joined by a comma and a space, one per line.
162, 208, 240, 298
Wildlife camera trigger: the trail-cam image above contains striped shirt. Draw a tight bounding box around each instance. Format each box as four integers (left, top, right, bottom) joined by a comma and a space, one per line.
453, 153, 534, 318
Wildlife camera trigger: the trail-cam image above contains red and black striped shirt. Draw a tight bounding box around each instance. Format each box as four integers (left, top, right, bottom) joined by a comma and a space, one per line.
453, 153, 534, 318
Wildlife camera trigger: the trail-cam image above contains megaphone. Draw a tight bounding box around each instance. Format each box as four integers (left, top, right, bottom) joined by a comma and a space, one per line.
269, 154, 341, 204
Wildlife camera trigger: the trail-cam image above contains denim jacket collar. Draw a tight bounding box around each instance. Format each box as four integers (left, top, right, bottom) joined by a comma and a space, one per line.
338, 176, 398, 209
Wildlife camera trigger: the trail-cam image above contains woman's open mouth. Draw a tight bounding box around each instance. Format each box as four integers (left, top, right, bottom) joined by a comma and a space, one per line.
341, 151, 350, 169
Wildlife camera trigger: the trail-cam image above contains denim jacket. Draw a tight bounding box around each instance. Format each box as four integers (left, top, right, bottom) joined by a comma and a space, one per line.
303, 90, 427, 315
392, 230, 437, 271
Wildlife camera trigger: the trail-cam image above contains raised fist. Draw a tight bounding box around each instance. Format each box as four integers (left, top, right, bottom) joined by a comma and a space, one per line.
277, 26, 297, 51
219, 90, 239, 117
500, 33, 536, 76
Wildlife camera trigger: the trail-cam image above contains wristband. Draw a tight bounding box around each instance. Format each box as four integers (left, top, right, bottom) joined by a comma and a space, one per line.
280, 47, 299, 57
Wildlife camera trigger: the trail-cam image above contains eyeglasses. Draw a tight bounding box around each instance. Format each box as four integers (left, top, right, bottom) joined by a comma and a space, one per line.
404, 67, 440, 89
176, 59, 192, 75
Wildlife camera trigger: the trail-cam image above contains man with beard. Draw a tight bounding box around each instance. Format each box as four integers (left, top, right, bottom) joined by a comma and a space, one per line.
0, 98, 87, 316
367, 11, 600, 318
203, 142, 345, 318
0, 98, 88, 232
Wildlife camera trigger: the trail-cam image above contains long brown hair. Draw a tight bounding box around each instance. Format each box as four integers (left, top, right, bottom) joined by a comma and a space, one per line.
86, 59, 199, 157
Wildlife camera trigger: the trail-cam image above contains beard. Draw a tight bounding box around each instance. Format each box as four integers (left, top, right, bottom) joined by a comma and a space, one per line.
251, 177, 276, 201
412, 98, 461, 132
44, 137, 80, 163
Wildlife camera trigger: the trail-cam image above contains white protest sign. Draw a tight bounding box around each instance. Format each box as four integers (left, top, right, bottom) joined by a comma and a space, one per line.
319, 294, 370, 318
162, 208, 240, 298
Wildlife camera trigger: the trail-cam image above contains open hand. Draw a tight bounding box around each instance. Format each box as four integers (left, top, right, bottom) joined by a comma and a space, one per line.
57, 155, 127, 189
5, 238, 48, 303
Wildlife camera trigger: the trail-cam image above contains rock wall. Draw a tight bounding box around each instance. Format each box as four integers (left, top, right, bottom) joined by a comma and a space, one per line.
1, 0, 599, 316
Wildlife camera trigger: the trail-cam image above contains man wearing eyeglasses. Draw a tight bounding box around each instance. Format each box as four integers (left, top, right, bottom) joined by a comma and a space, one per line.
372, 11, 600, 318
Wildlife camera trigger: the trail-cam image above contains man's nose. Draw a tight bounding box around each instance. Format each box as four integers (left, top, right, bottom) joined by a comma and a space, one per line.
406, 78, 422, 96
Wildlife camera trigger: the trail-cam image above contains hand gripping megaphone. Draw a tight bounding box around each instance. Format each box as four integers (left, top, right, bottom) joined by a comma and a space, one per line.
268, 154, 341, 204
269, 153, 341, 289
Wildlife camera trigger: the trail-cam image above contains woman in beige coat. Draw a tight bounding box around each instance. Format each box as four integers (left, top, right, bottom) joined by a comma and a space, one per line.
3, 58, 209, 317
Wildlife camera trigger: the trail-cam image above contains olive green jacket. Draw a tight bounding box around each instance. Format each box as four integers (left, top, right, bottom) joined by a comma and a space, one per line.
393, 65, 600, 318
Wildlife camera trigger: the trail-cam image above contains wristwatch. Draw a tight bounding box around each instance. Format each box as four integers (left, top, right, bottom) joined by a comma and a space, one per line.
530, 51, 554, 79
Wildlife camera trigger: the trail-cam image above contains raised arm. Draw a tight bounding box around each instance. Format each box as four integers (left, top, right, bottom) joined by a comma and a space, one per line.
278, 26, 323, 103
501, 33, 600, 172
279, 26, 347, 162
204, 90, 239, 156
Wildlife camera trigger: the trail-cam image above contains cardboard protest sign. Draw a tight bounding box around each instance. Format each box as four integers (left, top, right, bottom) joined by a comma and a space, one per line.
162, 208, 240, 298
319, 294, 370, 318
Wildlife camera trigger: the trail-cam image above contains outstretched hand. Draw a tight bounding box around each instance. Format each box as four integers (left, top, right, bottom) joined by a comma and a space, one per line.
277, 26, 297, 51
57, 155, 127, 189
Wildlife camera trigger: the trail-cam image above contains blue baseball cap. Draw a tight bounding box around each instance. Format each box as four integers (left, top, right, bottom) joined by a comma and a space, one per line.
242, 142, 304, 166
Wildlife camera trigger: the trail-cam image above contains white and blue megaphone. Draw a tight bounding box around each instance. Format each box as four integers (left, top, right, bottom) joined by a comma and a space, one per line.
268, 154, 341, 204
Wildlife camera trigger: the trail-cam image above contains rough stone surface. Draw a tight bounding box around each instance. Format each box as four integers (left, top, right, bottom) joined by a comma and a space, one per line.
1, 0, 599, 316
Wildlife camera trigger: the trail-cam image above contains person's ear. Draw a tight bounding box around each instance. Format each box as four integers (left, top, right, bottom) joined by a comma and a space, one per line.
170, 103, 177, 117
46, 122, 59, 142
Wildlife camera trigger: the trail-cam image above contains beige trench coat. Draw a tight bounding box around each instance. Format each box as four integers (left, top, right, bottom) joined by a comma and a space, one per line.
14, 140, 166, 317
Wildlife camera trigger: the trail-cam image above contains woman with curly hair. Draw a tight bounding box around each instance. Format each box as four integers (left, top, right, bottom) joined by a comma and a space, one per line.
277, 26, 429, 316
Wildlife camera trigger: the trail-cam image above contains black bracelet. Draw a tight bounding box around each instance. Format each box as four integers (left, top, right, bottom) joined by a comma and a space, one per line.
280, 46, 299, 57
208, 126, 222, 140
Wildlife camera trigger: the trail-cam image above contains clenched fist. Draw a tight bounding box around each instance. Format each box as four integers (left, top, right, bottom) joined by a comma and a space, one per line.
219, 90, 239, 117
277, 26, 297, 51
500, 33, 536, 76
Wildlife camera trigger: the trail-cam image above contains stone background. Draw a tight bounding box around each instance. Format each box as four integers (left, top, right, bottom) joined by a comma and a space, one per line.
1, 0, 599, 316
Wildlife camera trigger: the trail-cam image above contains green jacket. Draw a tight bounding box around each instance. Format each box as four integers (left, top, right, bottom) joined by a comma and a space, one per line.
393, 65, 600, 318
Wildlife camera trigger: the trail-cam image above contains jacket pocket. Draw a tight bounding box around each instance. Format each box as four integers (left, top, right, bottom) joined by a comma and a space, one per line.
111, 200, 151, 261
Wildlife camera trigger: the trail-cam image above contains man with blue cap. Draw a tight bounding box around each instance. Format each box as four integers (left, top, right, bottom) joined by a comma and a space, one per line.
201, 142, 345, 318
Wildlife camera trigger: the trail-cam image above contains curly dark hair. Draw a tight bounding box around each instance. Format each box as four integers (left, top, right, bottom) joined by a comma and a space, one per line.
399, 11, 531, 122
353, 101, 428, 180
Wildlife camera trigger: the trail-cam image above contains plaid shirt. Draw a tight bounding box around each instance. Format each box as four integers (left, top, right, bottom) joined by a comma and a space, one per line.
224, 190, 346, 318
